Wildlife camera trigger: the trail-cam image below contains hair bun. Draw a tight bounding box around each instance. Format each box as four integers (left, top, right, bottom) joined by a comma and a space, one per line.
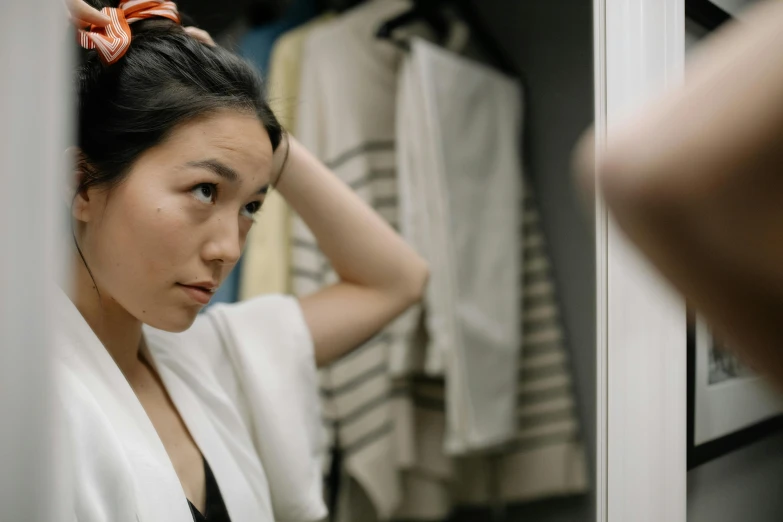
127, 17, 183, 38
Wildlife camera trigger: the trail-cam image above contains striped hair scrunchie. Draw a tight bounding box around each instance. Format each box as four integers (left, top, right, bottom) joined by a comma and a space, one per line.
78, 1, 180, 65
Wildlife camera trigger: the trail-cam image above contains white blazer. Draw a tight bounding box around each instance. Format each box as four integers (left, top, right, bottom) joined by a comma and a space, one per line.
53, 287, 326, 522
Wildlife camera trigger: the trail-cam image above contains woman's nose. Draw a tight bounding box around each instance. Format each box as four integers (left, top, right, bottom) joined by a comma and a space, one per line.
202, 216, 242, 266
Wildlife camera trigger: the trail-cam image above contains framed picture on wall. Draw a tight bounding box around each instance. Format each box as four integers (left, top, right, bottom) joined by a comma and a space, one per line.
685, 0, 733, 29
687, 0, 761, 25
687, 317, 783, 468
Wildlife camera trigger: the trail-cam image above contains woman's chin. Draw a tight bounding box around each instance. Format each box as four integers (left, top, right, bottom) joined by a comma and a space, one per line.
141, 306, 201, 333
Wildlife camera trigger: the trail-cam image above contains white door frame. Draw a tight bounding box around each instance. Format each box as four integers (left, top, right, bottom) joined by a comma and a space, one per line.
0, 0, 71, 519
594, 1, 687, 521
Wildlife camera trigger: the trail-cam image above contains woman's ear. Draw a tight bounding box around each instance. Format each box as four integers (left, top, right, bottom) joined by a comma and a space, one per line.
65, 147, 91, 223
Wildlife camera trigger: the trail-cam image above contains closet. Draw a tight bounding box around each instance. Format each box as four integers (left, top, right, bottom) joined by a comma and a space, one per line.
233, 1, 596, 521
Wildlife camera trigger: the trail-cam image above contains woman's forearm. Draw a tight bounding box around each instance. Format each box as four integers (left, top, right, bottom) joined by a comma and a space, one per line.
273, 136, 428, 367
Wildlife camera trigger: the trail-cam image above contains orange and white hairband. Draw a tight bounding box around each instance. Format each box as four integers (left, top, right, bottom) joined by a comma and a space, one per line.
78, 0, 180, 65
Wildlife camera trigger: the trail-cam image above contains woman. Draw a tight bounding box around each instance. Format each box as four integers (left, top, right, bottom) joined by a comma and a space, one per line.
60, 1, 428, 521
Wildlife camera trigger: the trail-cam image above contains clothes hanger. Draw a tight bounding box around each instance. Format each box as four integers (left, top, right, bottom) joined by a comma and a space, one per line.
317, 0, 367, 14
376, 0, 451, 49
375, 0, 516, 75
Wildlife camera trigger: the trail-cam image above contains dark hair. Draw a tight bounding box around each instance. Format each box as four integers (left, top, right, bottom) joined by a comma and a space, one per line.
76, 0, 283, 195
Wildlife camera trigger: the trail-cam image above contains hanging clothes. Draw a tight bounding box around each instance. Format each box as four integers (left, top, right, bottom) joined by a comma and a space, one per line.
238, 0, 318, 77
240, 13, 336, 300
53, 287, 326, 522
492, 183, 589, 502
396, 36, 522, 455
449, 182, 589, 506
291, 5, 587, 518
397, 37, 587, 508
266, 14, 337, 132
291, 1, 416, 519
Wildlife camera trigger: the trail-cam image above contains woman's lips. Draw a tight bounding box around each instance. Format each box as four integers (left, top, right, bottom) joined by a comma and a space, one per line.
177, 283, 214, 305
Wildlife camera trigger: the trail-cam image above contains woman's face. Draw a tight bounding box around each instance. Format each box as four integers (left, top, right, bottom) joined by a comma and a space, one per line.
74, 110, 274, 331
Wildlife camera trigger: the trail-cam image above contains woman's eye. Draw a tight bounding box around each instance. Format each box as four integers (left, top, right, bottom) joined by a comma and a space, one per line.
191, 183, 216, 204
241, 201, 262, 219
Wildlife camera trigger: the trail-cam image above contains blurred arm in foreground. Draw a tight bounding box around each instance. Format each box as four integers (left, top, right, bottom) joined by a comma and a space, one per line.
574, 0, 783, 388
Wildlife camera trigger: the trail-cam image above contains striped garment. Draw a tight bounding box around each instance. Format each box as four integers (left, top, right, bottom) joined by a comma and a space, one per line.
387, 182, 588, 520
292, 142, 406, 519
330, 183, 588, 522
395, 37, 523, 455
291, 3, 414, 519
290, 2, 586, 519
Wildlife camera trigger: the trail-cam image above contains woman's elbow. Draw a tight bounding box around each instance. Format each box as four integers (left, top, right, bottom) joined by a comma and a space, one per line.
399, 258, 430, 306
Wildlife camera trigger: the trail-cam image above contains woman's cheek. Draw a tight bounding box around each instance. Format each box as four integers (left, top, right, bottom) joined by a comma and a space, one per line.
139, 202, 195, 273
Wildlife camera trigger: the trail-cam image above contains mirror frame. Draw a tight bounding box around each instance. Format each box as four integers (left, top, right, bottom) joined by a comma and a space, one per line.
594, 1, 687, 521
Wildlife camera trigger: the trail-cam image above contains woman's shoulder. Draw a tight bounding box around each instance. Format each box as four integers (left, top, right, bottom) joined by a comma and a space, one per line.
204, 293, 313, 359
209, 292, 300, 314
144, 292, 310, 364
149, 292, 295, 334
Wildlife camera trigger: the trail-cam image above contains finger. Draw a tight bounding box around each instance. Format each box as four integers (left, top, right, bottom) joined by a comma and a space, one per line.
65, 0, 111, 27
184, 26, 216, 47
68, 14, 93, 29
184, 27, 216, 46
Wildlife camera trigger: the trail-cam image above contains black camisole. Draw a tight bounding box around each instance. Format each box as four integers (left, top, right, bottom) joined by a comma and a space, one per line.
188, 457, 231, 522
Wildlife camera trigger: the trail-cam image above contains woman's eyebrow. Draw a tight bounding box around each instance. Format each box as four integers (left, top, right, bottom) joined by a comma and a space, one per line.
187, 159, 270, 195
185, 159, 238, 182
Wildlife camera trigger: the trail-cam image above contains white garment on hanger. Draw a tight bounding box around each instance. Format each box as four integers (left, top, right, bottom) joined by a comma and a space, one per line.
397, 37, 523, 454
53, 287, 326, 522
395, 40, 587, 509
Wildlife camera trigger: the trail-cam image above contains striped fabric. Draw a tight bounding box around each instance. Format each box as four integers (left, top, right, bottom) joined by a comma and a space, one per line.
293, 154, 406, 518
292, 143, 405, 517
291, 3, 414, 519
490, 182, 588, 502
294, 171, 588, 521
392, 181, 587, 519
291, 1, 586, 519
395, 37, 523, 455
391, 39, 585, 510
78, 0, 180, 65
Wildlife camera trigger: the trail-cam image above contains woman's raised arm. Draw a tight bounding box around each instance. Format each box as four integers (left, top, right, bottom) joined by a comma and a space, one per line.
274, 136, 429, 368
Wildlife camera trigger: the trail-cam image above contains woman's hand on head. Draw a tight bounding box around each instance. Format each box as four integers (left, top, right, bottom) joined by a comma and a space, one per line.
65, 0, 216, 48
183, 26, 216, 47
269, 132, 292, 189
65, 0, 111, 28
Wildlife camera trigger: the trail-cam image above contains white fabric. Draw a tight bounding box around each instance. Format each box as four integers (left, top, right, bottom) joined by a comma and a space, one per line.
397, 38, 523, 454
53, 287, 326, 522
290, 9, 584, 519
